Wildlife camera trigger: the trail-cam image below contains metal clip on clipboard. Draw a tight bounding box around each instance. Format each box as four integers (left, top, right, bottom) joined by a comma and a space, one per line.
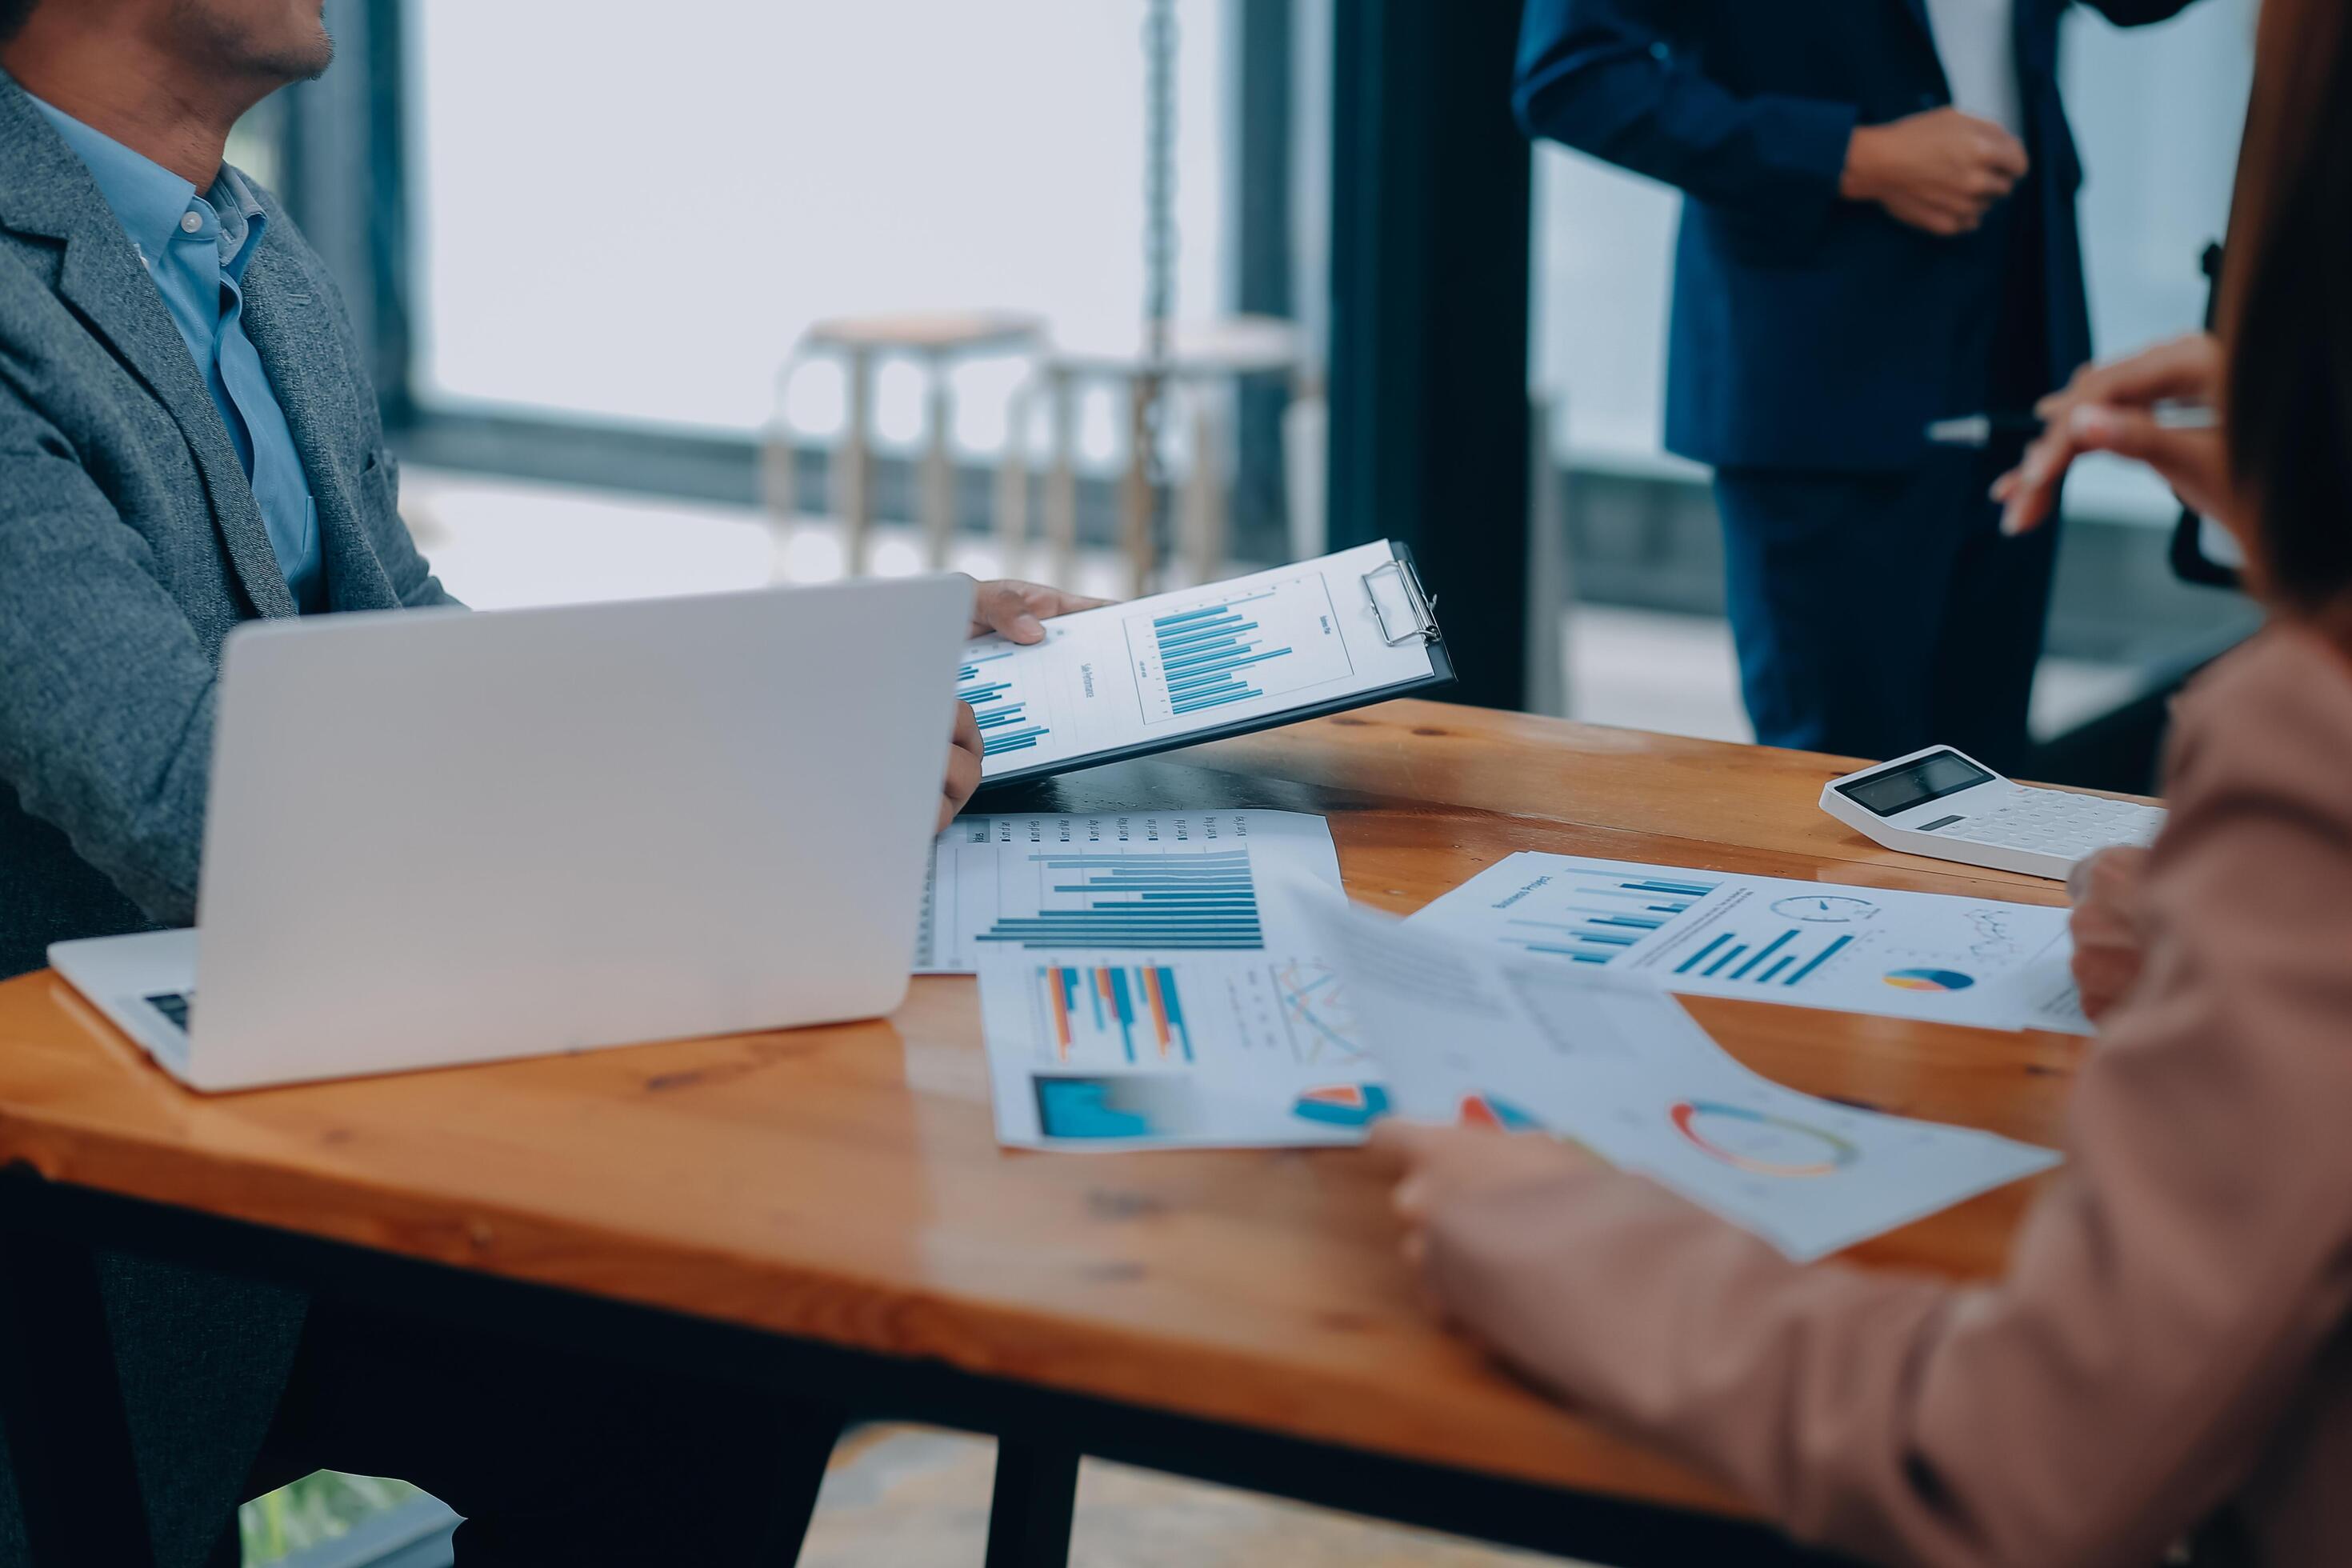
1362, 558, 1442, 647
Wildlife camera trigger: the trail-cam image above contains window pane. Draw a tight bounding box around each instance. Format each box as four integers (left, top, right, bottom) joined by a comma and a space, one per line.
409, 1, 1230, 444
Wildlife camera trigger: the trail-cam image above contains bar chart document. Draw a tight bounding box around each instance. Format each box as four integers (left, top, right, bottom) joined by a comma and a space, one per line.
979, 952, 1386, 1150
957, 542, 1450, 784
1318, 904, 2061, 1260
1409, 852, 2090, 1034
915, 810, 1343, 973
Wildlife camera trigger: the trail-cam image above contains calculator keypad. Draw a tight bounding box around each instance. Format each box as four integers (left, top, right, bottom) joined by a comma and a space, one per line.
1946, 790, 2166, 858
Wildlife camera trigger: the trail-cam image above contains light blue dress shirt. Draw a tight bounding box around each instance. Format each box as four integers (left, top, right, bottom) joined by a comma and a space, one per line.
33, 98, 325, 610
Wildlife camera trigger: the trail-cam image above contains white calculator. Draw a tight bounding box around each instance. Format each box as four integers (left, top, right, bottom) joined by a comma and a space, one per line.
1820, 744, 2166, 880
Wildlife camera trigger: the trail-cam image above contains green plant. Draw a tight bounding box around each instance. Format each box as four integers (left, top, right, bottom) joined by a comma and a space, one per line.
239, 1471, 426, 1566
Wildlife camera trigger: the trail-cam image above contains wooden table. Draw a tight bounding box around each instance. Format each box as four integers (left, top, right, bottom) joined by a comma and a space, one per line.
0, 704, 2089, 1567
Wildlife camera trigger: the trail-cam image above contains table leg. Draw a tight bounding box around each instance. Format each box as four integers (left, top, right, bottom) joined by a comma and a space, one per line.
0, 1187, 155, 1568
756, 1402, 850, 1566
983, 1438, 1079, 1568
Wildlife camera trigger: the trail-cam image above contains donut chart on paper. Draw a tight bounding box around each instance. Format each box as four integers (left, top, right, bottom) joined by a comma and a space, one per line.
1670, 1099, 1859, 1178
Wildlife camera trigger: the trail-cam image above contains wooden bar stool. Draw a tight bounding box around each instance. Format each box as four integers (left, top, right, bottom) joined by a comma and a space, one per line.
769, 311, 1044, 577
1027, 315, 1302, 597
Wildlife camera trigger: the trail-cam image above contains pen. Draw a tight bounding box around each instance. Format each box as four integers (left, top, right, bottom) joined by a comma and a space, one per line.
1926, 402, 2219, 447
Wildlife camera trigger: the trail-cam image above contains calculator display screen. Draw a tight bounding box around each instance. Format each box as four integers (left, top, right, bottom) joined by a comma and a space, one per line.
1836, 751, 1994, 817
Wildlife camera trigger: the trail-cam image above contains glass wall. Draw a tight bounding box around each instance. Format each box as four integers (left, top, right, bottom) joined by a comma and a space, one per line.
1525, 1, 2264, 756
1531, 0, 2257, 520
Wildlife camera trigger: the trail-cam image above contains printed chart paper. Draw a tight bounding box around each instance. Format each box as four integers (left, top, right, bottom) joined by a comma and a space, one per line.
978, 952, 1386, 1150
955, 542, 1438, 781
915, 810, 1343, 974
1318, 903, 2062, 1261
1410, 852, 2091, 1034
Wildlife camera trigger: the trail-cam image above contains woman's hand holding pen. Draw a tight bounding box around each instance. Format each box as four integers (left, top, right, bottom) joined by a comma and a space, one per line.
1992, 333, 2237, 537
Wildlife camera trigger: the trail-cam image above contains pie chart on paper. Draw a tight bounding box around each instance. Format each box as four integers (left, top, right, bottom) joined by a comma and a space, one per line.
1883, 967, 1976, 993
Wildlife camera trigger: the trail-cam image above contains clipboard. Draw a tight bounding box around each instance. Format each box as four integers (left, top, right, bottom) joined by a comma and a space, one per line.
974, 539, 1454, 789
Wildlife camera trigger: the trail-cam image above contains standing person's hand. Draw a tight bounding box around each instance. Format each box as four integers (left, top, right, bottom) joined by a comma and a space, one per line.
2067, 846, 2155, 1024
1991, 333, 2235, 538
938, 578, 1111, 828
1840, 108, 2030, 236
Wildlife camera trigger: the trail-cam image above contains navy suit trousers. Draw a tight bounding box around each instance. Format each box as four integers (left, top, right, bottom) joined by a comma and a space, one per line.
1714, 452, 2060, 773
1713, 187, 2056, 773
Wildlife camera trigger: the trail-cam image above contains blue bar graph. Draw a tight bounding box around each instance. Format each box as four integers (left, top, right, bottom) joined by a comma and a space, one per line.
958, 648, 1049, 759
1675, 931, 1734, 974
1730, 930, 1795, 980
1785, 934, 1854, 986
1151, 592, 1287, 717
1503, 870, 1724, 966
977, 848, 1265, 950
1492, 865, 1869, 990
1672, 927, 1854, 989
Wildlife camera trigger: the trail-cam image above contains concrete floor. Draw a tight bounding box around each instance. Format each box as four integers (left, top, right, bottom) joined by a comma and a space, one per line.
801, 1426, 1578, 1568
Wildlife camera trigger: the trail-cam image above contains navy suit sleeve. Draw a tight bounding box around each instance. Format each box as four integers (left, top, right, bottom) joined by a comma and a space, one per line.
1514, 0, 1858, 239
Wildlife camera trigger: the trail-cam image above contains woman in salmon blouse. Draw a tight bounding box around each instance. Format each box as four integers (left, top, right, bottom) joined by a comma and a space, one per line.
1374, 3, 2352, 1562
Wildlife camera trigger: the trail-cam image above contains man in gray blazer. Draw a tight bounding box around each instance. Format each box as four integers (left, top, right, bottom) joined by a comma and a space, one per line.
0, 1, 1083, 1561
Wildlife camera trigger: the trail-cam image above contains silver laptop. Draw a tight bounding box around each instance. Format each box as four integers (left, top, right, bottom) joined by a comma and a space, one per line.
50, 574, 973, 1091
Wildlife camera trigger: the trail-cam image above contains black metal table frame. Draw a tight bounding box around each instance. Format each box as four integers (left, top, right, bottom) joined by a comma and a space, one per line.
0, 1167, 1851, 1568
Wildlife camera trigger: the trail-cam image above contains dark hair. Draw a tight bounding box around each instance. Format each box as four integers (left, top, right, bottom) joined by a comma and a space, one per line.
2223, 0, 2352, 620
0, 0, 36, 43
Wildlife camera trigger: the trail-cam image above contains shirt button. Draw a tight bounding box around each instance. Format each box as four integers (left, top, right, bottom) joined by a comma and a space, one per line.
180, 211, 203, 234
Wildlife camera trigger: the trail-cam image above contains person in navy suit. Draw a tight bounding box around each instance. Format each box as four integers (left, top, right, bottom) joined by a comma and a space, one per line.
1515, 0, 2198, 770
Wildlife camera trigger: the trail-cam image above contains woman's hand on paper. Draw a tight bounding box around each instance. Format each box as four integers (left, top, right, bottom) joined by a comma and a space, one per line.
2067, 845, 2154, 1024
1370, 1120, 1601, 1283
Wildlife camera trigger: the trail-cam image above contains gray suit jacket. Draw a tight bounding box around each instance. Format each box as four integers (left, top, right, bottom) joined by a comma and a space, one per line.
0, 75, 454, 1568
0, 76, 454, 981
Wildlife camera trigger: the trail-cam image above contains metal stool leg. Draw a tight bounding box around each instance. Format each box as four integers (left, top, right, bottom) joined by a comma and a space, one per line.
0, 1179, 156, 1568
922, 356, 958, 570
983, 1439, 1079, 1568
1044, 369, 1080, 590
1120, 374, 1156, 598
996, 381, 1034, 582
839, 348, 876, 577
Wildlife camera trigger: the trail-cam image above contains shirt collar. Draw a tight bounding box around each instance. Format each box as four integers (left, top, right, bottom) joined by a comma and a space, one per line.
210, 162, 270, 285
26, 94, 268, 280
27, 95, 195, 270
